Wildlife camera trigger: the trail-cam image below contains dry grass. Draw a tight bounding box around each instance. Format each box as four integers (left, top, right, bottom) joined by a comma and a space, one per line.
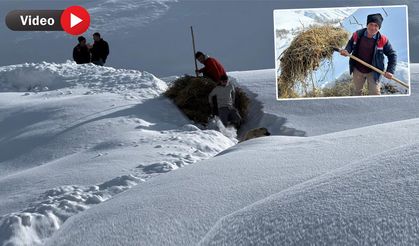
322, 75, 358, 97
322, 75, 401, 97
278, 25, 349, 98
165, 76, 249, 124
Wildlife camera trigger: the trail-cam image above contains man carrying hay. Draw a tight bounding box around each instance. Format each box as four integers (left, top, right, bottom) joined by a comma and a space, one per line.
195, 51, 227, 83
208, 75, 241, 128
340, 13, 397, 96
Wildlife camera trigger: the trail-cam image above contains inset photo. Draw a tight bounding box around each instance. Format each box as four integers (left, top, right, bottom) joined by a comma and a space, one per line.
274, 5, 410, 100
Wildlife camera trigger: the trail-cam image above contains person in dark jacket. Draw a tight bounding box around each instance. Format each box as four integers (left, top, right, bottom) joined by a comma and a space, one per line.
195, 51, 227, 83
73, 36, 90, 64
90, 32, 109, 66
340, 13, 397, 96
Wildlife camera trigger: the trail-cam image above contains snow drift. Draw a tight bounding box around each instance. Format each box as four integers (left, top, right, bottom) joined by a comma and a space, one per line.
0, 61, 236, 246
200, 143, 419, 245
1, 61, 418, 246
46, 116, 419, 246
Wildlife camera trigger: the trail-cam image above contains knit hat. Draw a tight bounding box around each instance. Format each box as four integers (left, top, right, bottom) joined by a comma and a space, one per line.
367, 13, 383, 29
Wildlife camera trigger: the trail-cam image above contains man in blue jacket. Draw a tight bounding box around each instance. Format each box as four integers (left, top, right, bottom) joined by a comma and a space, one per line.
340, 13, 397, 96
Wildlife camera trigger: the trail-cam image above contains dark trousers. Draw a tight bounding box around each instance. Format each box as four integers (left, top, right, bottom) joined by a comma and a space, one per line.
218, 107, 241, 127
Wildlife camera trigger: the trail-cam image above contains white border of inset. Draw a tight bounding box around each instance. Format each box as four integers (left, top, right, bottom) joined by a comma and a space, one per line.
273, 5, 411, 101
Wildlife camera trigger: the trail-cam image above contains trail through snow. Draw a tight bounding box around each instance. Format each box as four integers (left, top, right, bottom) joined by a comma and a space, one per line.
0, 61, 236, 246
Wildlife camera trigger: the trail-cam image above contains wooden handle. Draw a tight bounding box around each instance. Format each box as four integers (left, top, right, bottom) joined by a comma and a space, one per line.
335, 48, 409, 89
348, 54, 409, 89
191, 26, 199, 77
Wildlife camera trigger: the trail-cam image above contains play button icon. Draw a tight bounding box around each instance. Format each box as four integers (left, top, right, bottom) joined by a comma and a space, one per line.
61, 6, 90, 36
70, 13, 83, 28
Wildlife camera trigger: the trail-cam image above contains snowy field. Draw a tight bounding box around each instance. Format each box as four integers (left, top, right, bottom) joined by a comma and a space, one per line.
0, 62, 418, 246
0, 62, 236, 245
1, 0, 419, 245
231, 64, 419, 136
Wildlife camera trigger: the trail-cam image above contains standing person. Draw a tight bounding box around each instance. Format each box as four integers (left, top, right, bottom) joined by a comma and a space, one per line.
208, 75, 241, 128
195, 51, 227, 83
90, 32, 109, 66
340, 13, 397, 96
73, 36, 90, 64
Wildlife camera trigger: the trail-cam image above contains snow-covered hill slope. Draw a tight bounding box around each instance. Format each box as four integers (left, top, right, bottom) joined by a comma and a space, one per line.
0, 62, 235, 246
46, 116, 419, 246
231, 63, 419, 136
200, 142, 419, 245
1, 62, 418, 246
43, 65, 419, 246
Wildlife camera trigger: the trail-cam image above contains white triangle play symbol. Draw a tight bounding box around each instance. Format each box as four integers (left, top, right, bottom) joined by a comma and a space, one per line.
70, 13, 83, 28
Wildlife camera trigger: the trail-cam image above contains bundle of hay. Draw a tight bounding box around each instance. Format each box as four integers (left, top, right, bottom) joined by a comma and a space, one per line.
278, 25, 349, 98
165, 76, 249, 124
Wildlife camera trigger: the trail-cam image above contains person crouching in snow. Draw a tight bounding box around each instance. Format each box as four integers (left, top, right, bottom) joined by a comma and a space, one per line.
195, 51, 226, 83
208, 75, 241, 128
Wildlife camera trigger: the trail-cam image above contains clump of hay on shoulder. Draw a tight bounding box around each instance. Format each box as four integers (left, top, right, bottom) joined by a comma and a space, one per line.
165, 76, 249, 124
278, 25, 349, 98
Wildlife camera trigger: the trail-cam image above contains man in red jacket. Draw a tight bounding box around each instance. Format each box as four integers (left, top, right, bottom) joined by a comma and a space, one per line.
195, 51, 227, 83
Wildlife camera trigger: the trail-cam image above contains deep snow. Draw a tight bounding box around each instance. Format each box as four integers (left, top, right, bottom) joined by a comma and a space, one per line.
46, 116, 419, 246
0, 62, 236, 246
0, 0, 418, 244
38, 64, 419, 245
231, 64, 419, 136
200, 142, 419, 245
0, 61, 418, 246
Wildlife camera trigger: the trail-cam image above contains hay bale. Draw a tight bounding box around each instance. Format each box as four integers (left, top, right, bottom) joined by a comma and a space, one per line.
278, 25, 349, 98
165, 76, 249, 124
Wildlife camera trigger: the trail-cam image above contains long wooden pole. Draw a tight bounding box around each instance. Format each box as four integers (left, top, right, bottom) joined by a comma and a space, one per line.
334, 48, 409, 89
191, 26, 199, 77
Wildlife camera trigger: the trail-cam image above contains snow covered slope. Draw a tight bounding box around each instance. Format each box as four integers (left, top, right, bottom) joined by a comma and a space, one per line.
1, 62, 418, 246
200, 142, 419, 245
0, 62, 235, 246
46, 117, 419, 246
230, 63, 419, 136
44, 65, 419, 246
